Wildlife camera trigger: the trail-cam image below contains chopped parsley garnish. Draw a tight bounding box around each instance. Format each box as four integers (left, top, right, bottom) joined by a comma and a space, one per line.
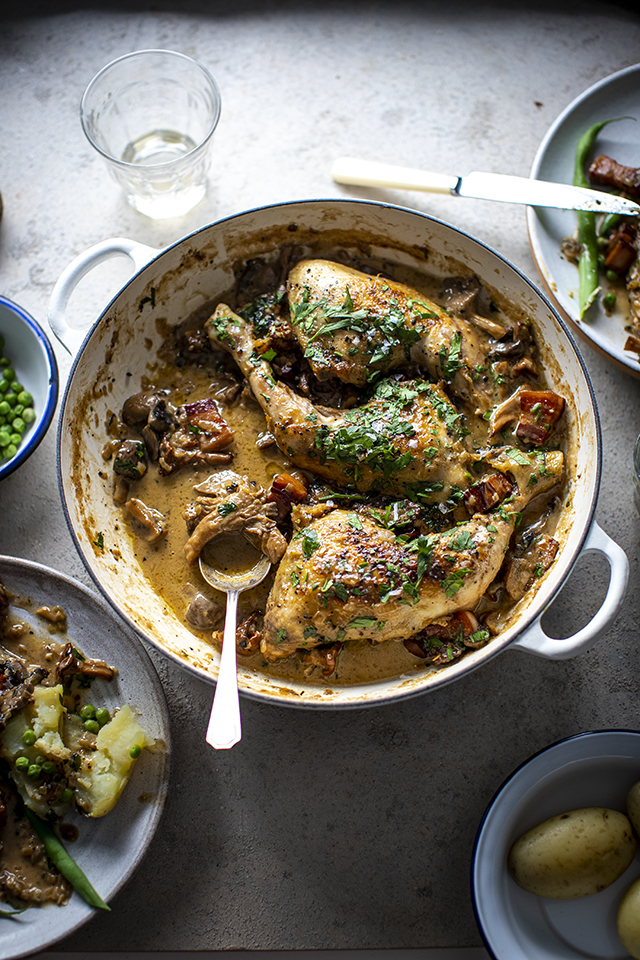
439, 331, 463, 380
506, 448, 531, 466
442, 567, 472, 597
298, 527, 321, 558
217, 502, 237, 517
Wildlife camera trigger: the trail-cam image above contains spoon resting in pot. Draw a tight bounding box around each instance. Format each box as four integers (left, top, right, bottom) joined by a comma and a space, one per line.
199, 542, 271, 749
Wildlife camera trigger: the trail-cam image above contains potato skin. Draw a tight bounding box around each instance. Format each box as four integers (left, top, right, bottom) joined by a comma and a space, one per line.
508, 807, 636, 899
618, 877, 640, 958
627, 782, 640, 838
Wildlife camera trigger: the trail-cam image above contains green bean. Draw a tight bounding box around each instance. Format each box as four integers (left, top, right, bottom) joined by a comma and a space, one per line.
599, 212, 621, 237
573, 117, 630, 318
25, 809, 110, 911
0, 906, 27, 918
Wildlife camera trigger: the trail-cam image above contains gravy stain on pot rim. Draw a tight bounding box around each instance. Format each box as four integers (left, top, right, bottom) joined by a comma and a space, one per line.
50, 199, 626, 708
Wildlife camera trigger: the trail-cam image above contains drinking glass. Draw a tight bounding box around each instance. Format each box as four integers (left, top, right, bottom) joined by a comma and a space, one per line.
81, 50, 221, 219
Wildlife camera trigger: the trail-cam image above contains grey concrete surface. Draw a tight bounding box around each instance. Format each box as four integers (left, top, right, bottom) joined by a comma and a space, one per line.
1, 1, 640, 953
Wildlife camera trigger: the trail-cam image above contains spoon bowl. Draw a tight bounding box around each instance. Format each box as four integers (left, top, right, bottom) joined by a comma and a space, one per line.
199, 546, 271, 750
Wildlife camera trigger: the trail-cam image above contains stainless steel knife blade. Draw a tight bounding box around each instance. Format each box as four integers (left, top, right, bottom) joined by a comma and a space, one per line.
331, 158, 640, 215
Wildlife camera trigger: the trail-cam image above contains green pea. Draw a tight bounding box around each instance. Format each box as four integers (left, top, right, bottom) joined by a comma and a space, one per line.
603, 292, 617, 309
3, 443, 17, 460
17, 390, 32, 406
80, 704, 96, 720
60, 787, 74, 804
13, 404, 24, 417
12, 418, 25, 435
0, 433, 9, 448
22, 729, 36, 746
10, 381, 22, 393
597, 254, 606, 270
83, 719, 100, 734
95, 707, 110, 726
4, 392, 16, 407
42, 761, 57, 775
605, 269, 619, 283
9, 433, 21, 446
27, 764, 42, 779
22, 407, 36, 424
0, 379, 7, 394
0, 401, 9, 417
1, 363, 14, 377
15, 756, 30, 771
0, 358, 10, 368
129, 744, 142, 759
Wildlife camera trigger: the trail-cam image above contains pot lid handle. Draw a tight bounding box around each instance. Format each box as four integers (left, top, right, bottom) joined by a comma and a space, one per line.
48, 238, 160, 355
509, 522, 628, 660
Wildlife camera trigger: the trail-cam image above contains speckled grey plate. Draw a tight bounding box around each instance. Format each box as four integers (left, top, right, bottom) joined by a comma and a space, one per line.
0, 555, 171, 960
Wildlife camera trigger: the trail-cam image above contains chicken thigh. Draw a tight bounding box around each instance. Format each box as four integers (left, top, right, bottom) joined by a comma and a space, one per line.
207, 303, 471, 498
261, 448, 563, 659
287, 259, 508, 409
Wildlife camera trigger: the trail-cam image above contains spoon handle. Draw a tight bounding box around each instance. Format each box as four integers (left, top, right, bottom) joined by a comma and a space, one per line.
206, 589, 241, 750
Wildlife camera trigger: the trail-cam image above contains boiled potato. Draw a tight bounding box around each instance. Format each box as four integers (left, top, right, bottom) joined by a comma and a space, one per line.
72, 705, 153, 817
618, 877, 640, 959
508, 807, 636, 899
627, 782, 640, 838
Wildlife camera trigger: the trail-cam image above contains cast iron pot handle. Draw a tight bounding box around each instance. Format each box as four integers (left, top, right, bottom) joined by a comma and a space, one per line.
48, 238, 161, 354
509, 522, 628, 660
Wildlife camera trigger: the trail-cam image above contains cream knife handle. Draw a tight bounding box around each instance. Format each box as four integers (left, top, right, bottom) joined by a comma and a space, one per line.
332, 157, 458, 194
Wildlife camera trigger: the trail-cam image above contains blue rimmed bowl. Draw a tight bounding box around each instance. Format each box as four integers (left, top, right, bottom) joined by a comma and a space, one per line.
0, 296, 59, 481
472, 730, 640, 960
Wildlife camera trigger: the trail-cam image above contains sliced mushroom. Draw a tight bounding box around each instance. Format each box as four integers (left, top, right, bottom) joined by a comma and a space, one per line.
125, 498, 168, 542
440, 275, 508, 338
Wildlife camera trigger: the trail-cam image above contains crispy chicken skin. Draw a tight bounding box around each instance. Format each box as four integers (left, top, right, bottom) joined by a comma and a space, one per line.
261, 449, 563, 659
207, 303, 471, 498
286, 259, 506, 409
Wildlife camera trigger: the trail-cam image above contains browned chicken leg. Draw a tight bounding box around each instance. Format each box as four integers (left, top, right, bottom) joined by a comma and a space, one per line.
207, 303, 472, 498
261, 448, 563, 660
287, 259, 508, 408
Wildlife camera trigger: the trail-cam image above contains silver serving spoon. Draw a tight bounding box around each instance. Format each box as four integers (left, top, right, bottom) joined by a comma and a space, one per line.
199, 545, 271, 750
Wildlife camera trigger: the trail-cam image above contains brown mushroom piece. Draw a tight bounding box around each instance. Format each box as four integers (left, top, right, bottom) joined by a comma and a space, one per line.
302, 642, 342, 677
440, 275, 508, 339
125, 497, 168, 542
122, 390, 158, 427
114, 439, 148, 481
183, 586, 223, 631
55, 642, 116, 683
503, 534, 559, 600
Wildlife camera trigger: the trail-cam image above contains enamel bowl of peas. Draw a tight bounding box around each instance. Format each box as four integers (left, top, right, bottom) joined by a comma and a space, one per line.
0, 296, 58, 480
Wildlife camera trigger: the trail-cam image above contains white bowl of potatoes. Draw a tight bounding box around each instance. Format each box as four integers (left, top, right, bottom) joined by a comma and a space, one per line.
472, 730, 640, 960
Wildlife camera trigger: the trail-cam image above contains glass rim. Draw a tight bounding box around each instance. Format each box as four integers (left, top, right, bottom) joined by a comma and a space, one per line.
79, 48, 222, 169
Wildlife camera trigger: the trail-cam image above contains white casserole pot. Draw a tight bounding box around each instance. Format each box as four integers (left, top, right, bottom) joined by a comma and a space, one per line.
49, 199, 628, 708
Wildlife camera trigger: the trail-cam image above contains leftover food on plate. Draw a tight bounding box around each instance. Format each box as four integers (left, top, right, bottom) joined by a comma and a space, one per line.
0, 578, 153, 911
105, 248, 567, 685
562, 117, 640, 355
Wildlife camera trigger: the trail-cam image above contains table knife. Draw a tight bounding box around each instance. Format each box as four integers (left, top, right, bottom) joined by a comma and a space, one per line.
331, 157, 640, 215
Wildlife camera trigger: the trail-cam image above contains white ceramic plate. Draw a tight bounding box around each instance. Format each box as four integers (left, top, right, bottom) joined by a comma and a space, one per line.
527, 64, 640, 377
0, 556, 171, 960
472, 730, 640, 960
